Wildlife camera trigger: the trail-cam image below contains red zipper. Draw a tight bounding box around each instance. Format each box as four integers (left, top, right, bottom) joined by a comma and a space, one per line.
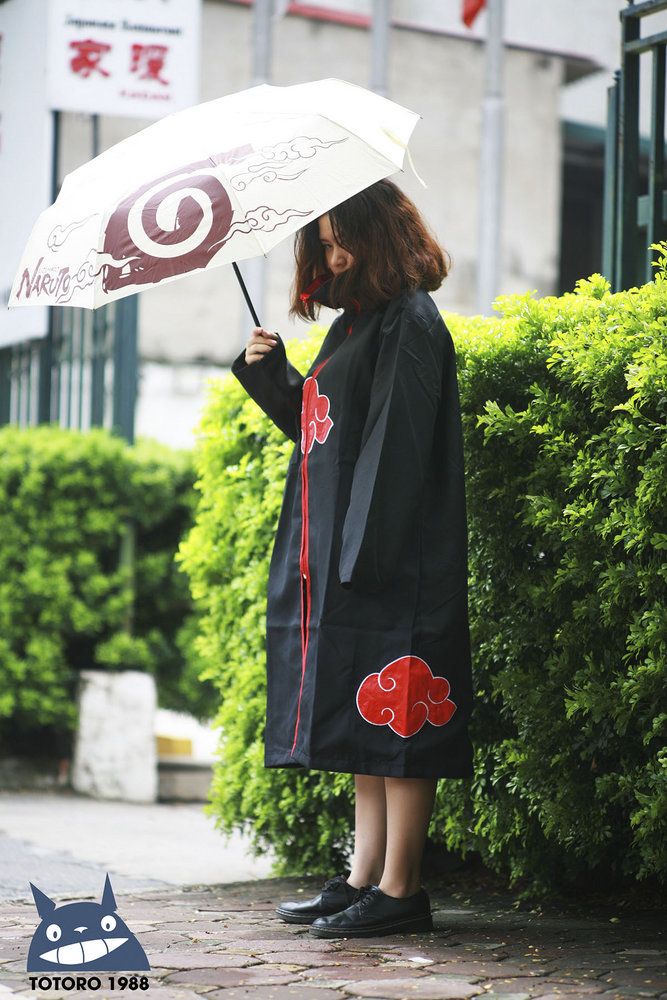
290, 313, 356, 757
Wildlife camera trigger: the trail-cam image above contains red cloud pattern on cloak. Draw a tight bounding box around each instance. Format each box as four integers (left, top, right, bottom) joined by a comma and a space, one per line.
301, 377, 333, 454
356, 656, 457, 738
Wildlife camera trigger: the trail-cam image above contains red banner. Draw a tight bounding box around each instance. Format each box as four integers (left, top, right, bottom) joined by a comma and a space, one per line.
462, 0, 486, 28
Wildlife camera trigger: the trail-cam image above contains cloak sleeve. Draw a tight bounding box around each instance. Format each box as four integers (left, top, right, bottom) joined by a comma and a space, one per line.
338, 304, 447, 594
231, 333, 305, 443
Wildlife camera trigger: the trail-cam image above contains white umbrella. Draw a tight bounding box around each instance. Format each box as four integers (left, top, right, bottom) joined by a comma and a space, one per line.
8, 78, 423, 319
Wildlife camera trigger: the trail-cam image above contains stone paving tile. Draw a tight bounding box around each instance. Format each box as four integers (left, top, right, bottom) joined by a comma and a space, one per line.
599, 968, 667, 991
332, 944, 408, 952
427, 961, 559, 978
1, 957, 28, 971
473, 976, 598, 996
0, 963, 36, 975
206, 926, 300, 940
513, 983, 607, 995
145, 953, 264, 969
189, 906, 257, 914
29, 992, 204, 1000
331, 947, 419, 957
163, 967, 302, 987
218, 939, 352, 954
614, 956, 667, 968
253, 951, 380, 968
597, 993, 663, 1000
531, 992, 606, 999
602, 958, 667, 972
131, 932, 191, 947
165, 922, 237, 934
338, 975, 483, 997
369, 945, 458, 964
474, 994, 531, 1000
183, 918, 294, 948
0, 875, 663, 1000
0, 948, 26, 962
296, 965, 430, 983
206, 988, 347, 1000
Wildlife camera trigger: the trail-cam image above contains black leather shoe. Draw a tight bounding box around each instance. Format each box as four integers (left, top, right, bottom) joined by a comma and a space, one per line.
309, 884, 433, 938
275, 873, 360, 924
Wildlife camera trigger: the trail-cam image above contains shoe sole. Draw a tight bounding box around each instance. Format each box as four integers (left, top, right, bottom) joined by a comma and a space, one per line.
274, 907, 320, 924
275, 905, 356, 924
308, 912, 433, 938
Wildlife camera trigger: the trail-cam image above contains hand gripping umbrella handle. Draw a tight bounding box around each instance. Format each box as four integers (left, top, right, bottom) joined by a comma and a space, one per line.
232, 262, 261, 328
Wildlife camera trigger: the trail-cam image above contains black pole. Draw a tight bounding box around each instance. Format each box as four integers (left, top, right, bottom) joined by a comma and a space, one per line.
232, 262, 261, 328
38, 109, 60, 424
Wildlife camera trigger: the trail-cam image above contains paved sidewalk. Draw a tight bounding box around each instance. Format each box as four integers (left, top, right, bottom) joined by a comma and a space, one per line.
0, 873, 664, 1000
0, 790, 275, 899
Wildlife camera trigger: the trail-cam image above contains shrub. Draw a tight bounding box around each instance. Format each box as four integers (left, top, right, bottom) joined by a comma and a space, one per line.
0, 426, 214, 757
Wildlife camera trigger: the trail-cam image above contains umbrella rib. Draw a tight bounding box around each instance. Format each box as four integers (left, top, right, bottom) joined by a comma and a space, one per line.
290, 108, 418, 171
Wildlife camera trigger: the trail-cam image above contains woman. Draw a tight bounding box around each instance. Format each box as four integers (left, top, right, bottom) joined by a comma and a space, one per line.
231, 178, 474, 939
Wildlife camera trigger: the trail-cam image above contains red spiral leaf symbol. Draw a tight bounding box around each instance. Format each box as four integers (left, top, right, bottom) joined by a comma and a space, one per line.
102, 155, 234, 292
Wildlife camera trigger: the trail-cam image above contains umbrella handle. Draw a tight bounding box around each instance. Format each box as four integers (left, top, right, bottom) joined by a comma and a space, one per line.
232, 262, 261, 328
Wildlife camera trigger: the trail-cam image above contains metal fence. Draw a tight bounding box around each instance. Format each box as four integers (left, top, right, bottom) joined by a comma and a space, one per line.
603, 0, 667, 290
0, 296, 138, 442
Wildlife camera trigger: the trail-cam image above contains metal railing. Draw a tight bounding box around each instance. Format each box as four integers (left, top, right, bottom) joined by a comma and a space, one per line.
603, 0, 667, 289
0, 295, 138, 442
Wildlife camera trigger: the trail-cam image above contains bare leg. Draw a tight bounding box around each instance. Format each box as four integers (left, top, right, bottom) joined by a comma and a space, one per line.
346, 774, 387, 888
378, 776, 438, 898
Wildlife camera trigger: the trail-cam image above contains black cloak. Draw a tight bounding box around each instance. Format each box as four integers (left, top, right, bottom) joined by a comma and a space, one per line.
231, 274, 474, 779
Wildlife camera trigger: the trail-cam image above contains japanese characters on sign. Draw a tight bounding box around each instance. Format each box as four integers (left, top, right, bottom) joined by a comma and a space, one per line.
47, 0, 201, 119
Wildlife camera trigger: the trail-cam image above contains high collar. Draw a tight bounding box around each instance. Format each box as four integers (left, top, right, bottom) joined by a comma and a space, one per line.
300, 272, 362, 315
300, 272, 334, 307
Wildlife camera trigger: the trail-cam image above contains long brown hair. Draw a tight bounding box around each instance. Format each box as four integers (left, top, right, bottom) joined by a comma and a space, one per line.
289, 177, 451, 320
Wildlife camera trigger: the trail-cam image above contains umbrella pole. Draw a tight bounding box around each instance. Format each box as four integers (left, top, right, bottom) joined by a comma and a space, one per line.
232, 262, 261, 328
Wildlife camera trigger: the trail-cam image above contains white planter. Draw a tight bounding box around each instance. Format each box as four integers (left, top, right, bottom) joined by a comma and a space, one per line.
71, 670, 158, 803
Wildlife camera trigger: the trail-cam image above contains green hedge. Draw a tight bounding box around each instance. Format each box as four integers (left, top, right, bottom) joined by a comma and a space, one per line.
179, 244, 667, 898
0, 426, 214, 756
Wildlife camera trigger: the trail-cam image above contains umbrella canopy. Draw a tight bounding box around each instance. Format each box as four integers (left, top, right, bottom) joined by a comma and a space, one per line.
9, 78, 421, 312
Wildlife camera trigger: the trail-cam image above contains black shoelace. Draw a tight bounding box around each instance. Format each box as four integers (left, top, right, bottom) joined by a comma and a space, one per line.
322, 875, 350, 892
351, 884, 377, 908
321, 877, 377, 908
